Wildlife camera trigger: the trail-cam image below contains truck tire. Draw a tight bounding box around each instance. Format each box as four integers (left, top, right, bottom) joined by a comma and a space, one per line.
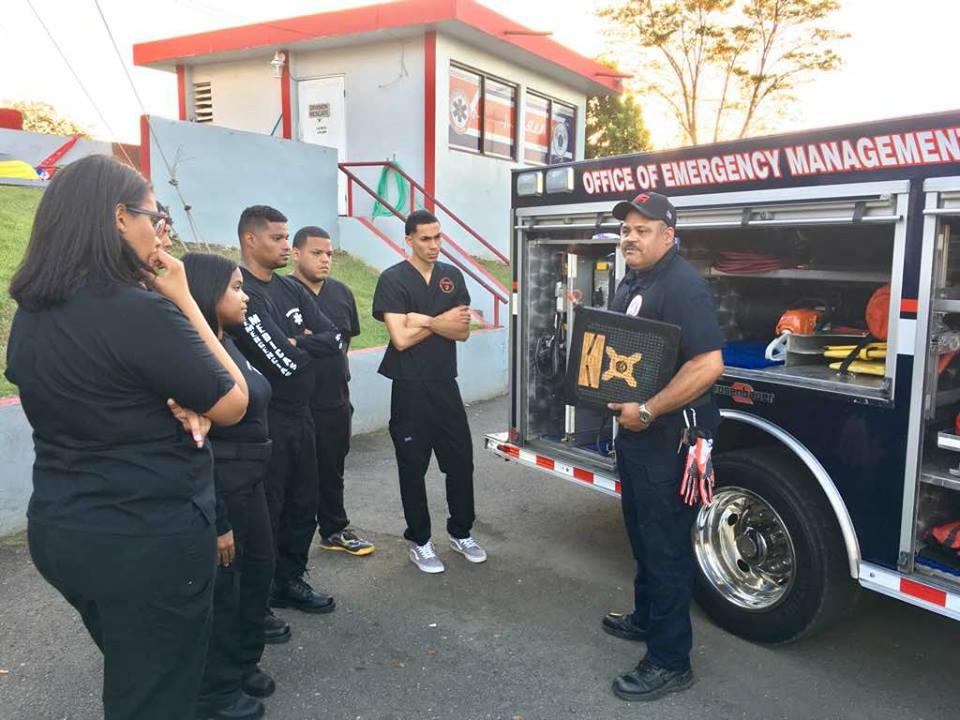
692, 446, 857, 644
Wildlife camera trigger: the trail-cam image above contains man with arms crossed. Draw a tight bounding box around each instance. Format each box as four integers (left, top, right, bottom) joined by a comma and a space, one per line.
372, 210, 486, 574
291, 226, 375, 557
233, 206, 344, 621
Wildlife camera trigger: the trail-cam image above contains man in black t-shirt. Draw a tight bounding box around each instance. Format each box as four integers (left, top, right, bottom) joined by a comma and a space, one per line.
291, 225, 375, 558
233, 206, 344, 619
372, 210, 486, 574
600, 192, 725, 702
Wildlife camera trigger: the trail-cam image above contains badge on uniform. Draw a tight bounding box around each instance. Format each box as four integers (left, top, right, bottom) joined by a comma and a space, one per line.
564, 306, 680, 412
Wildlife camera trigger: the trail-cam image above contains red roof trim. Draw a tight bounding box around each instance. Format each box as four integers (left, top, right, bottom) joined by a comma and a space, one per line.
132, 0, 620, 93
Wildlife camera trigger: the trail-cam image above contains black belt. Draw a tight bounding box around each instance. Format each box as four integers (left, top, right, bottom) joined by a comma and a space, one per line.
211, 439, 272, 462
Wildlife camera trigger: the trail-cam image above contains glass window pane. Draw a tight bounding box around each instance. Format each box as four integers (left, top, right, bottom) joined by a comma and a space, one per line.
483, 78, 515, 159
550, 101, 576, 163
448, 65, 481, 153
524, 93, 550, 165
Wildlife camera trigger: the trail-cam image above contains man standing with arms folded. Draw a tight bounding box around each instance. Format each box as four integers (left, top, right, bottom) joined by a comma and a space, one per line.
291, 225, 375, 557
372, 210, 486, 574
233, 206, 344, 621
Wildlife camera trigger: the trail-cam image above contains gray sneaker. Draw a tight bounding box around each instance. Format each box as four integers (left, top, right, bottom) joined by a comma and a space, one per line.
408, 540, 445, 574
449, 535, 487, 563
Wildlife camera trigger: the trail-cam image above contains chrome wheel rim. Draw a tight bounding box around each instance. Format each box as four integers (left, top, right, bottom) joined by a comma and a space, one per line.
693, 486, 797, 611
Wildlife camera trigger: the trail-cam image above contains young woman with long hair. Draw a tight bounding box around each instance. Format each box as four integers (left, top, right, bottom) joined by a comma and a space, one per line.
5, 155, 248, 720
183, 252, 276, 720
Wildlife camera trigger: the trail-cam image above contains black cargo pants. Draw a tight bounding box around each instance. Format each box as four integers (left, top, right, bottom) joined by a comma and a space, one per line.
388, 378, 475, 546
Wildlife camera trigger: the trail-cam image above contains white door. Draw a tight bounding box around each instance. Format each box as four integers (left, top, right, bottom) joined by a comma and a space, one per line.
297, 76, 347, 214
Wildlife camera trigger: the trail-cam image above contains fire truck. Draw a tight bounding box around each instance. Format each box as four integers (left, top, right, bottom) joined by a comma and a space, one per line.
486, 110, 960, 643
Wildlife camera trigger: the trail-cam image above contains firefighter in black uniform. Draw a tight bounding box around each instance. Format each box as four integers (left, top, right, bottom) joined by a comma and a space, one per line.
291, 226, 375, 557
232, 206, 344, 619
601, 192, 725, 701
184, 253, 277, 720
372, 210, 487, 574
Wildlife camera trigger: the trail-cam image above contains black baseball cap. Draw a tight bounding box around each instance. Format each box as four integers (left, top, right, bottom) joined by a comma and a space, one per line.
612, 192, 676, 228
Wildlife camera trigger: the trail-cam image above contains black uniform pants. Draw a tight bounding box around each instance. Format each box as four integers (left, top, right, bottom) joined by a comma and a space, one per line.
388, 378, 475, 546
28, 518, 216, 720
199, 479, 274, 712
615, 431, 698, 672
264, 406, 319, 582
313, 402, 352, 538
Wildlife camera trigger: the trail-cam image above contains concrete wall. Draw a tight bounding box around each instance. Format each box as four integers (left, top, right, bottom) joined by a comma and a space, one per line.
190, 58, 283, 136
292, 38, 426, 218
0, 329, 507, 537
0, 128, 113, 165
145, 116, 338, 248
0, 128, 113, 187
433, 33, 587, 258
0, 400, 34, 538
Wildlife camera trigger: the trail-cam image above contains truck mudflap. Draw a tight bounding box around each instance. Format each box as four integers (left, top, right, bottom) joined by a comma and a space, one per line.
484, 432, 621, 497
859, 563, 960, 622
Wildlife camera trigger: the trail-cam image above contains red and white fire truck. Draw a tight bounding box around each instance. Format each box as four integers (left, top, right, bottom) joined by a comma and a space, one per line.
486, 110, 960, 642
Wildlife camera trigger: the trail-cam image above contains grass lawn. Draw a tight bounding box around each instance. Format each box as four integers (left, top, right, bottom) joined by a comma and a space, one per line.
473, 256, 511, 290
0, 186, 44, 396
0, 190, 387, 397
172, 243, 388, 348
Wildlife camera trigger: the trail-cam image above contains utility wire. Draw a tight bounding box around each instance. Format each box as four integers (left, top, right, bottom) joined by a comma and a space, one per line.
23, 0, 137, 169
93, 0, 209, 252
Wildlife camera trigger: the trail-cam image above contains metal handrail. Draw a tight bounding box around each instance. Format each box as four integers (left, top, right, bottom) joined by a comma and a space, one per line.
339, 160, 510, 265
339, 164, 507, 327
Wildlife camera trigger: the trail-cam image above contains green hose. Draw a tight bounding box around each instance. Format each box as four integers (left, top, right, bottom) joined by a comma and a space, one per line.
372, 160, 417, 217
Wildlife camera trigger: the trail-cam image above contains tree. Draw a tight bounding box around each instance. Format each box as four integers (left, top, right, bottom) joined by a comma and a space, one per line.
586, 91, 652, 158
598, 0, 847, 145
5, 100, 90, 137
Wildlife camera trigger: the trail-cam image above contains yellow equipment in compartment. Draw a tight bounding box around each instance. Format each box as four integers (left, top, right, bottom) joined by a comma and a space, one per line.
824, 342, 886, 376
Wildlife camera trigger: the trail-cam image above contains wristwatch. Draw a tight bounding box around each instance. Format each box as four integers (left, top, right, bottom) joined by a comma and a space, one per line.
637, 403, 655, 425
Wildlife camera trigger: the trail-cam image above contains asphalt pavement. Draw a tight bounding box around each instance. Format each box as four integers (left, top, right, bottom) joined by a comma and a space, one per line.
0, 395, 957, 720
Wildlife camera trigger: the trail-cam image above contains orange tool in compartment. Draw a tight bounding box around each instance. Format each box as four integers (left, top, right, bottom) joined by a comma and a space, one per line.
775, 308, 824, 336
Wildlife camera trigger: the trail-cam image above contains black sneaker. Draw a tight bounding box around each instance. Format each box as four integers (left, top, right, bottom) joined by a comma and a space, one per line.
263, 609, 291, 644
612, 659, 694, 702
319, 528, 375, 557
601, 611, 647, 641
270, 576, 336, 614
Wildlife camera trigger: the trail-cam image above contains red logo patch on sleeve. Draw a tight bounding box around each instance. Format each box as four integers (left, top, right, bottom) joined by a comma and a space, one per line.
439, 277, 454, 294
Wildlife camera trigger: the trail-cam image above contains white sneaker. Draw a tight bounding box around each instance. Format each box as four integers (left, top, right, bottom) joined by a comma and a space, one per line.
408, 540, 445, 574
448, 535, 487, 563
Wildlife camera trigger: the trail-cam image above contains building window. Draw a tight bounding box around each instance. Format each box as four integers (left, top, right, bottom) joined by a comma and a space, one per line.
524, 91, 576, 165
448, 63, 516, 160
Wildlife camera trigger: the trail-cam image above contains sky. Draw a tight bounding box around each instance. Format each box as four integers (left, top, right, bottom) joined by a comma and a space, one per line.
1, 0, 958, 149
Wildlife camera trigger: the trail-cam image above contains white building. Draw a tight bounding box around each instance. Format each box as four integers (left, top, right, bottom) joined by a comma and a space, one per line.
135, 0, 621, 323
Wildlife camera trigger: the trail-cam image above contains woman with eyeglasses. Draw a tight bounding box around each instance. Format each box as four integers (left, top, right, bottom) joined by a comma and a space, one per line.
182, 253, 276, 720
5, 155, 249, 720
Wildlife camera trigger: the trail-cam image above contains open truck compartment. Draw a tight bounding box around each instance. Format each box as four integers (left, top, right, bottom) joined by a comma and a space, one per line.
916, 213, 960, 583
516, 190, 902, 473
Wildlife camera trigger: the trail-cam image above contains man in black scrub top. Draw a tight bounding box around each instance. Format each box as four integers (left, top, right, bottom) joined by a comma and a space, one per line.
600, 192, 724, 702
291, 226, 375, 557
372, 209, 486, 574
232, 206, 344, 616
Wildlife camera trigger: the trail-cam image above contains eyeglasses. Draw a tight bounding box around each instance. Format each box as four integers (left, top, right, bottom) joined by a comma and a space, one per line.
126, 205, 172, 236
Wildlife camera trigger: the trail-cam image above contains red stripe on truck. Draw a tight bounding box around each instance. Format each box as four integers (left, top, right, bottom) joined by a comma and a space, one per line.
900, 578, 946, 606
536, 455, 555, 470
